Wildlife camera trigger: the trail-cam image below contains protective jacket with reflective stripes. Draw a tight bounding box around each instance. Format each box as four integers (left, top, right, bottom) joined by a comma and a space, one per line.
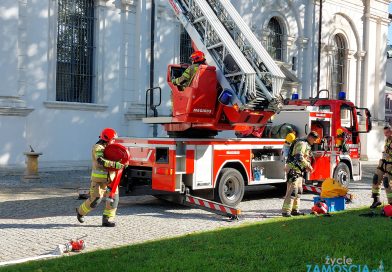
173, 63, 200, 87
91, 142, 117, 183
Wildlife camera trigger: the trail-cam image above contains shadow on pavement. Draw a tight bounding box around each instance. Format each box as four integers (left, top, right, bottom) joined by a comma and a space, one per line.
0, 223, 98, 229
0, 195, 85, 219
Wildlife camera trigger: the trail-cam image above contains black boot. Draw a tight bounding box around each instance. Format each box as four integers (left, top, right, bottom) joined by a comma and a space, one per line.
282, 212, 292, 217
76, 208, 85, 223
291, 210, 305, 216
102, 215, 116, 227
370, 195, 382, 209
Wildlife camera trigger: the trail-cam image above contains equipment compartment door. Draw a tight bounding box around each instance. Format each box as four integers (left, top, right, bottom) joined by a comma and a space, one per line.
152, 148, 176, 192
193, 145, 213, 189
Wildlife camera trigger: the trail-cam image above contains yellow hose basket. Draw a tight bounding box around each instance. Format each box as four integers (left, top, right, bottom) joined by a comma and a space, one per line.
320, 177, 348, 198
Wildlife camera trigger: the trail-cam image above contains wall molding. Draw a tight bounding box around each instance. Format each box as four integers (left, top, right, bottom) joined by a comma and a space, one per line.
43, 101, 108, 111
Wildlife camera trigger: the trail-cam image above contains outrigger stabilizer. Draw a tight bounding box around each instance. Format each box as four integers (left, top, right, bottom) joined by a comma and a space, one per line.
182, 190, 241, 220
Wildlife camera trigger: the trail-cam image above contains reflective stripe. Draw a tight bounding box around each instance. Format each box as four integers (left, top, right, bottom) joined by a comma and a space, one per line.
372, 189, 381, 194
387, 193, 392, 198
80, 203, 91, 214
91, 170, 107, 179
96, 150, 104, 157
103, 209, 116, 218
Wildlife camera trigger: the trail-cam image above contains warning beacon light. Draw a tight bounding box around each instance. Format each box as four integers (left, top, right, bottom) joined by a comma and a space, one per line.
338, 91, 346, 100
218, 89, 233, 105
291, 93, 299, 100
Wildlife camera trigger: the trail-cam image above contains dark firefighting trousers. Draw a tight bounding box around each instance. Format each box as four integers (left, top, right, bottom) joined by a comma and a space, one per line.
372, 159, 392, 204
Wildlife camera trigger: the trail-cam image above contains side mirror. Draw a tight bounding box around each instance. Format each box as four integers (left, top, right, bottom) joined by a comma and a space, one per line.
355, 107, 372, 133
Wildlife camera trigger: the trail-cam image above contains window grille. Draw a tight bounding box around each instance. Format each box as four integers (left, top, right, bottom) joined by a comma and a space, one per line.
266, 18, 283, 61
180, 25, 193, 64
56, 0, 94, 103
332, 34, 345, 98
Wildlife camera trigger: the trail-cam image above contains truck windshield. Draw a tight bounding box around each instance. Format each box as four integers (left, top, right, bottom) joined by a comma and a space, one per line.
340, 104, 353, 130
318, 105, 331, 112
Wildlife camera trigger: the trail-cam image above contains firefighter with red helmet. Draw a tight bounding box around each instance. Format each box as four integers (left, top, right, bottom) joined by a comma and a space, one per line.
76, 128, 125, 227
370, 125, 392, 209
282, 131, 319, 217
171, 51, 206, 87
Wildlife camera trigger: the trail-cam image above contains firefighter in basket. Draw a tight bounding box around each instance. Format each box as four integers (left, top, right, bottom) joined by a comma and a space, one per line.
171, 51, 207, 88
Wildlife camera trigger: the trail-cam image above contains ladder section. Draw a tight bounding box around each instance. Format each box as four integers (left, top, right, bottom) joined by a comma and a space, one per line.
207, 0, 285, 109
168, 0, 285, 111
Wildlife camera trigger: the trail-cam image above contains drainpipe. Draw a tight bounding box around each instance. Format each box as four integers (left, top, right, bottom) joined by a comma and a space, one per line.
150, 0, 157, 137
316, 0, 323, 96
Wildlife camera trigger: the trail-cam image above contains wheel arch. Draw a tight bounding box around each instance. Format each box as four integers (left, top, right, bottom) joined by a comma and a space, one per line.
214, 160, 249, 187
337, 157, 353, 179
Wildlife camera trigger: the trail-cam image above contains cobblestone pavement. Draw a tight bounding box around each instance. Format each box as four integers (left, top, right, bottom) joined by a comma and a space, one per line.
0, 162, 382, 264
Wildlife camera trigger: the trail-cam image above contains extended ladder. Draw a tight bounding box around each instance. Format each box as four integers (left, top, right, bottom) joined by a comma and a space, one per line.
168, 0, 285, 111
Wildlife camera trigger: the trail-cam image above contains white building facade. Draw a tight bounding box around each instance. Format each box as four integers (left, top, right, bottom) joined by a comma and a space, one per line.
0, 0, 390, 167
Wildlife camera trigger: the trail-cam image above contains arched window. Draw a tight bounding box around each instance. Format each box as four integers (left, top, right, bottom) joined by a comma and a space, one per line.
266, 18, 283, 61
332, 34, 346, 98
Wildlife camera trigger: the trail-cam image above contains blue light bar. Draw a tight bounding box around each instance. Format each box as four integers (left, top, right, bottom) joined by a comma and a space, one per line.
338, 91, 346, 100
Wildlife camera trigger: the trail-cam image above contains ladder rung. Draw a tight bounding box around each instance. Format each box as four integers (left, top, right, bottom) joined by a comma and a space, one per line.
193, 16, 206, 23
206, 42, 223, 50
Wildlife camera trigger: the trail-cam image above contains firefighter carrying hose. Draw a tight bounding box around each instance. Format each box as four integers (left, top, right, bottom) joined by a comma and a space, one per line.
282, 131, 319, 217
171, 51, 206, 87
76, 128, 125, 227
370, 124, 392, 209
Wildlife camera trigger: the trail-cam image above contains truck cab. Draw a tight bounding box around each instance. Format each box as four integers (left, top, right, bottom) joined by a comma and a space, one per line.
283, 90, 372, 186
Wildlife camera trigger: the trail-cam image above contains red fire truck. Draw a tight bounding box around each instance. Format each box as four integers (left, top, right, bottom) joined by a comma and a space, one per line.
110, 0, 372, 214
116, 89, 371, 207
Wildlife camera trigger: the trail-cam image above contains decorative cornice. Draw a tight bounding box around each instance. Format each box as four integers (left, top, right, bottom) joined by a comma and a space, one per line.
94, 0, 110, 6
346, 49, 356, 59
282, 35, 296, 47
124, 104, 147, 120
296, 37, 309, 48
124, 112, 145, 121
43, 101, 108, 111
355, 50, 366, 60
113, 0, 137, 11
365, 12, 381, 22
0, 107, 34, 116
323, 44, 335, 53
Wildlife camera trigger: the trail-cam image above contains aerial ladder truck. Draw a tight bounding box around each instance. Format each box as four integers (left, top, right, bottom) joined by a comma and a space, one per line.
105, 0, 372, 219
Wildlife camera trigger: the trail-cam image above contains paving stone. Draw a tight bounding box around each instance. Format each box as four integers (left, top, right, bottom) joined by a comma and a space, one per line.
0, 163, 380, 264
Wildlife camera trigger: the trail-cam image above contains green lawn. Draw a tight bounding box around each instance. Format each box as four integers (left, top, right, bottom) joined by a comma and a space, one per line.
1, 208, 391, 272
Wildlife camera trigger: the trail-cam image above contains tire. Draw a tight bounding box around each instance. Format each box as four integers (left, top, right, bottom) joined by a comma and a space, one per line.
215, 168, 245, 207
333, 162, 351, 187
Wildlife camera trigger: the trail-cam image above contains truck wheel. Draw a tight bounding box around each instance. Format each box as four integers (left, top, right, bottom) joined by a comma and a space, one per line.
333, 163, 351, 187
215, 168, 245, 207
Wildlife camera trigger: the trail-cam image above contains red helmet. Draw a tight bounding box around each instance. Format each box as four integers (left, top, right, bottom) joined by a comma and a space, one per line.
311, 201, 328, 214
100, 128, 118, 142
190, 51, 205, 63
383, 204, 392, 217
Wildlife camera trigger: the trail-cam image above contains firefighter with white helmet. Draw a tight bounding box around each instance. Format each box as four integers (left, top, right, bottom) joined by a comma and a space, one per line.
171, 51, 206, 87
282, 131, 319, 217
370, 124, 392, 209
76, 128, 125, 227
